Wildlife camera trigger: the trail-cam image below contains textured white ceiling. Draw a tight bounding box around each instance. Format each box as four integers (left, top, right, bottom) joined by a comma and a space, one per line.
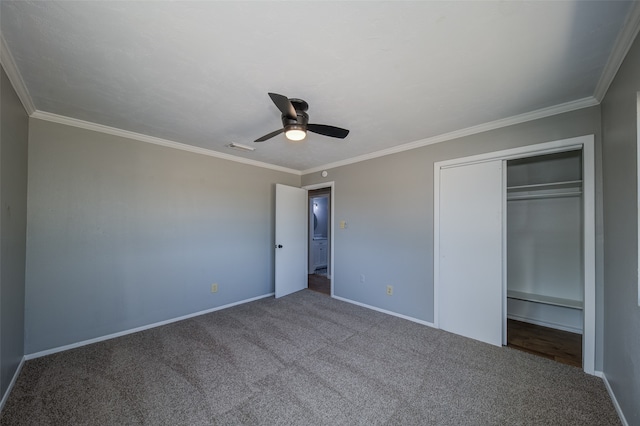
1, 1, 635, 171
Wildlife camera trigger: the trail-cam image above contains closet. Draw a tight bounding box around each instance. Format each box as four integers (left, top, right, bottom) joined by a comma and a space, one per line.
506, 150, 584, 334
434, 135, 595, 373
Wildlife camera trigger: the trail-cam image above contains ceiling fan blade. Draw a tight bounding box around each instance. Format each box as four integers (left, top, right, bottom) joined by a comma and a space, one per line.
254, 128, 284, 142
307, 124, 350, 139
268, 92, 297, 120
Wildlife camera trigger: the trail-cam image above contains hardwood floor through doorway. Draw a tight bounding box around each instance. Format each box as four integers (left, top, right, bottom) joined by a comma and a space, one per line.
308, 273, 330, 295
507, 319, 582, 368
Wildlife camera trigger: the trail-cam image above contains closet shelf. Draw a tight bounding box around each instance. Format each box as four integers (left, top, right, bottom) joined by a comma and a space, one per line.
507, 290, 583, 310
507, 180, 582, 201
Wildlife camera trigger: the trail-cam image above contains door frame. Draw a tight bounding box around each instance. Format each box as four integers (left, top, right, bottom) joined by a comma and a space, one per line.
303, 181, 335, 296
433, 135, 596, 375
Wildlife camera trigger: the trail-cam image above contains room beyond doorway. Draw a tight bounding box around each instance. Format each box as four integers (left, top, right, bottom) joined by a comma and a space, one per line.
307, 186, 332, 296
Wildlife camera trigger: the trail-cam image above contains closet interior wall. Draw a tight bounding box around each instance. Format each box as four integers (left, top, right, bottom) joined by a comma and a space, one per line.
506, 150, 584, 333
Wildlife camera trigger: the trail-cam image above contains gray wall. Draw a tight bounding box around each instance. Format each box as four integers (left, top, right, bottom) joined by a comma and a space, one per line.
0, 67, 28, 399
25, 119, 299, 354
601, 33, 640, 424
302, 106, 605, 365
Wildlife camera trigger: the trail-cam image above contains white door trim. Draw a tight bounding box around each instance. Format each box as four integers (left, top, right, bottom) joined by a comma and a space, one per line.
501, 160, 508, 346
433, 135, 596, 375
303, 181, 335, 296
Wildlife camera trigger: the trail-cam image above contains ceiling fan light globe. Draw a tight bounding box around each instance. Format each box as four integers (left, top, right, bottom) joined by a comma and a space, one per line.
285, 129, 306, 141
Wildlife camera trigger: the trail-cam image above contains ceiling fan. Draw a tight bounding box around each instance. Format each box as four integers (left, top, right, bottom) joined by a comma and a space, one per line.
254, 93, 350, 142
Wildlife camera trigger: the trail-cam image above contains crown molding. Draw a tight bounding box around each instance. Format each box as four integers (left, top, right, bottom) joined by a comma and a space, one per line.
594, 1, 640, 102
31, 111, 301, 175
302, 96, 599, 174
0, 32, 36, 114
33, 97, 598, 177
23, 98, 600, 178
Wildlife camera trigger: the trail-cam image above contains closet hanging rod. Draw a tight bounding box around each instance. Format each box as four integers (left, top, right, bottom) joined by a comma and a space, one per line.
507, 180, 582, 192
507, 191, 582, 201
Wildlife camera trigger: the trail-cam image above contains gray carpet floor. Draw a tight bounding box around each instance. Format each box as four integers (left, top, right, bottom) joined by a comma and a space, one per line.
1, 290, 620, 425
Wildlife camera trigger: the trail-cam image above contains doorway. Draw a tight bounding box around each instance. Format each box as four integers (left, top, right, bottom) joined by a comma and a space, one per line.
307, 188, 331, 295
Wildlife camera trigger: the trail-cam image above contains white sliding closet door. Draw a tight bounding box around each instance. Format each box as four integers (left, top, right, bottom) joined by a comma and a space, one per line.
438, 160, 504, 346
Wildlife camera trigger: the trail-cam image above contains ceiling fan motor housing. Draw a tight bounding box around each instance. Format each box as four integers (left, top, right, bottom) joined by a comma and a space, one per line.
282, 103, 309, 133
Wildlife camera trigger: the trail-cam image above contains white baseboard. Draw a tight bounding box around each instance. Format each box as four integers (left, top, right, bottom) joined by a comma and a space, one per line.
0, 356, 25, 413
332, 295, 435, 328
25, 292, 274, 360
597, 370, 629, 426
506, 313, 583, 334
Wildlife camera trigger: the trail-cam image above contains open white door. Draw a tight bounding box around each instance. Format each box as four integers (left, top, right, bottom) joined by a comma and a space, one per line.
438, 160, 504, 346
275, 184, 308, 298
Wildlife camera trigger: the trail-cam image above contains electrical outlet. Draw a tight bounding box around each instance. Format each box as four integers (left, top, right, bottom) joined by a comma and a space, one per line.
360, 274, 365, 283
211, 283, 218, 293
386, 285, 393, 296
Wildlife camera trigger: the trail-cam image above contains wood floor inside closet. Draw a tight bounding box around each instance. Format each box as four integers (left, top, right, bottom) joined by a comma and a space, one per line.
507, 319, 582, 368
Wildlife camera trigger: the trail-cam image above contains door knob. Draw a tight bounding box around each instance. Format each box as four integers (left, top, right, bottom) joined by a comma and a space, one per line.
276, 244, 283, 248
